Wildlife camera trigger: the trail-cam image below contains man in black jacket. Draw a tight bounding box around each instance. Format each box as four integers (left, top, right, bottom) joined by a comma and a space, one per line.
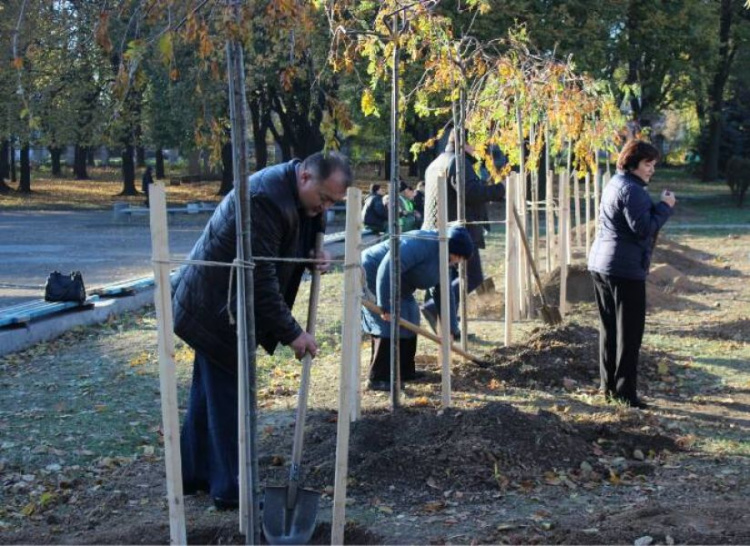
420, 129, 505, 332
172, 151, 352, 508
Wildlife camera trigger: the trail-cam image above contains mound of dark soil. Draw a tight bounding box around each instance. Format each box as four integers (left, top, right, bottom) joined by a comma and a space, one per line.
652, 237, 712, 273
456, 322, 600, 391
290, 404, 592, 500
452, 321, 672, 395
542, 264, 594, 306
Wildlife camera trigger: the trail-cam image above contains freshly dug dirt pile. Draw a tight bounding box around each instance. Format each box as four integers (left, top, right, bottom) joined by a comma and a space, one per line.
452, 321, 668, 394
280, 404, 593, 501
542, 264, 593, 306
456, 322, 600, 390
652, 237, 713, 272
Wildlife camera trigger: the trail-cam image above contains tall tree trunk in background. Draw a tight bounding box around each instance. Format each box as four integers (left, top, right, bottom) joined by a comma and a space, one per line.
87, 147, 95, 167
702, 0, 735, 181
73, 144, 89, 179
18, 143, 31, 193
219, 140, 233, 195
136, 145, 146, 168
10, 143, 16, 182
188, 149, 201, 176
249, 95, 268, 170
155, 148, 165, 179
0, 140, 10, 192
120, 144, 137, 195
0, 140, 9, 180
49, 146, 63, 176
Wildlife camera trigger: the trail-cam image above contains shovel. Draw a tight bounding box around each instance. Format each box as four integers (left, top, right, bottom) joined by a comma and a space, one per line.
511, 205, 563, 325
262, 234, 324, 545
361, 298, 489, 366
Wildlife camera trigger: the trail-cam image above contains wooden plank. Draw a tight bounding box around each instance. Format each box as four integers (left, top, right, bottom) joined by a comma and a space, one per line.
437, 172, 452, 409
331, 187, 362, 545
148, 183, 187, 545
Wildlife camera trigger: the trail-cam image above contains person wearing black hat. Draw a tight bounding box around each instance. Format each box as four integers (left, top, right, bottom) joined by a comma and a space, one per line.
360, 226, 474, 391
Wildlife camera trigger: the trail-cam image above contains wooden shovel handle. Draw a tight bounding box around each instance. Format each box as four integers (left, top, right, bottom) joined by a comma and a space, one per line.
362, 299, 484, 365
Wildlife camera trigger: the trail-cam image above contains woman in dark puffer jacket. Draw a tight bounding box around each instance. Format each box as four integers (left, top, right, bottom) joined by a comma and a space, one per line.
588, 140, 676, 409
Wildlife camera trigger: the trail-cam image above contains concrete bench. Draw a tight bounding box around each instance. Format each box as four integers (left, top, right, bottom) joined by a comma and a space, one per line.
0, 297, 99, 328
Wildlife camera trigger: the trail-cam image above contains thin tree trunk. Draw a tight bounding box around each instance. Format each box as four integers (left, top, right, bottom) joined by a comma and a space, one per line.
120, 144, 137, 195
18, 143, 31, 193
49, 146, 63, 176
74, 144, 89, 179
249, 96, 268, 170
219, 140, 233, 195
10, 143, 16, 182
702, 0, 735, 181
136, 145, 146, 168
155, 148, 165, 179
0, 140, 10, 193
0, 140, 9, 181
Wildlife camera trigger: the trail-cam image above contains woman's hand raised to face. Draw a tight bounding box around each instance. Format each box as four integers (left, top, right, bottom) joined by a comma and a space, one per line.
660, 189, 676, 208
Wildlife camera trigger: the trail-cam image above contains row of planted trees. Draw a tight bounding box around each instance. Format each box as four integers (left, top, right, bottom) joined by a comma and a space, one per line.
326, 0, 624, 351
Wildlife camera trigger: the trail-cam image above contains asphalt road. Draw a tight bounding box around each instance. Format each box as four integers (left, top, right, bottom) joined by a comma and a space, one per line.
0, 210, 210, 307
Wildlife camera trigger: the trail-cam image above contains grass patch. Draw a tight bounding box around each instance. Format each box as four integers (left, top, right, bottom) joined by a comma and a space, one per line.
1, 168, 223, 211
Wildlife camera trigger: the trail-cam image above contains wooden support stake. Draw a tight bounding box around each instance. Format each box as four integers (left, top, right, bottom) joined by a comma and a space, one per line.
573, 172, 583, 248
437, 172, 452, 408
594, 156, 601, 239
148, 183, 187, 545
585, 172, 591, 256
504, 174, 517, 346
558, 173, 569, 317
545, 170, 554, 274
331, 187, 362, 545
514, 172, 526, 318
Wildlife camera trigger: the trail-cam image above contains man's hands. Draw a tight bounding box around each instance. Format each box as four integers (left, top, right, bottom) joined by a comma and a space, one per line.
661, 189, 676, 208
289, 331, 317, 360
309, 248, 333, 273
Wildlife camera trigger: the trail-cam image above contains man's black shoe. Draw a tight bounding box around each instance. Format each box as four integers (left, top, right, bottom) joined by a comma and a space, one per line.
627, 398, 649, 409
213, 497, 239, 510
367, 380, 390, 392
402, 370, 427, 382
421, 306, 438, 335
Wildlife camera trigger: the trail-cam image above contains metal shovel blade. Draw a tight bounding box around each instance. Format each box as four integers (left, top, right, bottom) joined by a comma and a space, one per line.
262, 486, 320, 545
541, 304, 563, 326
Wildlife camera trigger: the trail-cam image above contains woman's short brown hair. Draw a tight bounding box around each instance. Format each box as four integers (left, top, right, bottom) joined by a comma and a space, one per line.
616, 140, 660, 172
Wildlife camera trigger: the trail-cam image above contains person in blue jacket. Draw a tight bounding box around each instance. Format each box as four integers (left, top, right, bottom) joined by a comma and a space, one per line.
588, 140, 676, 409
361, 226, 474, 391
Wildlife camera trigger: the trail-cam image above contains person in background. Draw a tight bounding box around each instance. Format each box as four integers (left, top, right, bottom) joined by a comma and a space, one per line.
420, 129, 506, 333
398, 180, 419, 232
588, 139, 676, 409
142, 166, 154, 207
413, 181, 426, 227
361, 226, 474, 391
172, 151, 352, 508
361, 183, 388, 233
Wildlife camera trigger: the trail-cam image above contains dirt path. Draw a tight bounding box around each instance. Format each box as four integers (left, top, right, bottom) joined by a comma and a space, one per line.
1, 232, 749, 545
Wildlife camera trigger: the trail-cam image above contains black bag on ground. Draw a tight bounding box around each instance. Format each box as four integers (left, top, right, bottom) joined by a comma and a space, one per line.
44, 271, 86, 303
